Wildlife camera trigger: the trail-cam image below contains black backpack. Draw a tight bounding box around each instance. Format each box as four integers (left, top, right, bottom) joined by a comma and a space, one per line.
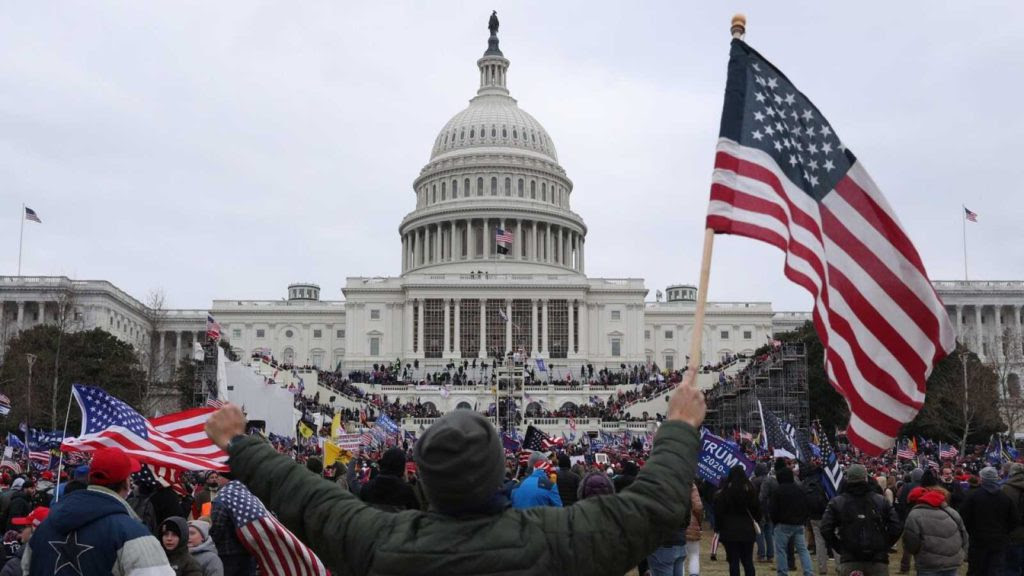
126, 492, 158, 536
838, 493, 888, 558
802, 478, 828, 516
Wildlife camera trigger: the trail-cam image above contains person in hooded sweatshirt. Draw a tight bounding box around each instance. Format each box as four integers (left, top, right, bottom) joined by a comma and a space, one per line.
1001, 463, 1024, 576
358, 448, 420, 511
160, 517, 203, 576
21, 447, 174, 575
770, 466, 814, 576
902, 476, 967, 576
188, 520, 224, 576
960, 466, 1018, 576
555, 453, 580, 506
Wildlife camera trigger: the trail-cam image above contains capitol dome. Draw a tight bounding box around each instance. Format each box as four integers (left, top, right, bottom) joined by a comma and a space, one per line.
399, 23, 586, 277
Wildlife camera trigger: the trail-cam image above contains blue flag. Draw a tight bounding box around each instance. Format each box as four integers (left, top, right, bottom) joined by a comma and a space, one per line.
697, 429, 754, 484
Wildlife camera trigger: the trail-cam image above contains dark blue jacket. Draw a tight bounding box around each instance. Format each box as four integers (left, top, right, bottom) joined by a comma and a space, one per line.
511, 469, 563, 509
24, 485, 173, 575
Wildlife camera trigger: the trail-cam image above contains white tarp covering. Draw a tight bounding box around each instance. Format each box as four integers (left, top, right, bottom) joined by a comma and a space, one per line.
223, 360, 297, 437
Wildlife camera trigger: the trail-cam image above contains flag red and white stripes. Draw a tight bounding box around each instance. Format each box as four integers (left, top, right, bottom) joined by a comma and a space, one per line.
964, 207, 978, 223
62, 384, 228, 471
708, 140, 954, 454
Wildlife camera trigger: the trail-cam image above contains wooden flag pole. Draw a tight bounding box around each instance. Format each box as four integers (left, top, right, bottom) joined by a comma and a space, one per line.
687, 14, 746, 373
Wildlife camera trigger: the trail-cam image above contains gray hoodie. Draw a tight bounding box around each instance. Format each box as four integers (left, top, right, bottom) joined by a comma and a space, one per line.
188, 520, 224, 576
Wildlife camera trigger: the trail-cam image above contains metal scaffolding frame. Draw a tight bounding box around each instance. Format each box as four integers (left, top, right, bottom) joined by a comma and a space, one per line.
704, 343, 809, 434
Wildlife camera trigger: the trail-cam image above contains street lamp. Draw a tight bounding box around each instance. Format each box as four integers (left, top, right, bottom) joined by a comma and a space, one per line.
25, 353, 36, 470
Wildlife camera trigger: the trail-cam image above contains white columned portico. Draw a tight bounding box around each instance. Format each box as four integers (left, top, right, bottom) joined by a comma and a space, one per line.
443, 299, 452, 356
417, 299, 425, 356
478, 299, 487, 358
568, 300, 575, 357
541, 299, 549, 355
454, 300, 462, 356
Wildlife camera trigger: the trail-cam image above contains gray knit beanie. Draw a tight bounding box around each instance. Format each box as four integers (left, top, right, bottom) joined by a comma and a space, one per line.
413, 410, 505, 514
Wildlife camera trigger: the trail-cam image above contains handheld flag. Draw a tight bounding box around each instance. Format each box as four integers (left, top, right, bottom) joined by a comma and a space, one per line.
707, 37, 955, 454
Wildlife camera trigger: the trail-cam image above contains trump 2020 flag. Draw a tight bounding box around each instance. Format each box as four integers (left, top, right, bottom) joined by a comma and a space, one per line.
707, 38, 955, 455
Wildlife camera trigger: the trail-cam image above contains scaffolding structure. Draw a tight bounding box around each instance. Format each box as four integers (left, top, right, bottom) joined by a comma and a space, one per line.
705, 342, 809, 434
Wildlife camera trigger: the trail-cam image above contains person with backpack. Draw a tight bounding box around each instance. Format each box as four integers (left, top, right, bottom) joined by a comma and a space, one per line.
1000, 463, 1024, 576
127, 482, 160, 536
896, 468, 924, 574
960, 466, 1018, 576
801, 464, 831, 575
820, 463, 902, 576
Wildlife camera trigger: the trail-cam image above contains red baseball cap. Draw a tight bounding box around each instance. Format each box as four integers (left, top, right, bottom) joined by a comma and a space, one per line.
89, 448, 141, 485
12, 506, 49, 528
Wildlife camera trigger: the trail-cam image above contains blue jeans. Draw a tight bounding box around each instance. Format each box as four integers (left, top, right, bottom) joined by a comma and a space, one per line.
648, 544, 687, 576
758, 520, 775, 559
774, 523, 813, 576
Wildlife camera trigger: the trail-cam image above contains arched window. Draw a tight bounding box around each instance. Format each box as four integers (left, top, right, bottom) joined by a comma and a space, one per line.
464, 178, 470, 198
517, 179, 524, 197
513, 128, 518, 139
530, 181, 536, 199
477, 177, 484, 196
542, 182, 547, 202
531, 132, 536, 142
470, 128, 475, 139
432, 185, 437, 204
491, 177, 497, 196
502, 126, 507, 138
443, 134, 448, 145
441, 181, 446, 200
460, 129, 465, 141
491, 126, 496, 138
452, 180, 458, 198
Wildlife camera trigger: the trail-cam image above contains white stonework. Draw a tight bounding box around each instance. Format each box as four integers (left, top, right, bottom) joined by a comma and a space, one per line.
1, 31, 1020, 404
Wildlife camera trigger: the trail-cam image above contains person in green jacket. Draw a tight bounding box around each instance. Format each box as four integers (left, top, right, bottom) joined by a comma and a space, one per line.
204, 370, 707, 576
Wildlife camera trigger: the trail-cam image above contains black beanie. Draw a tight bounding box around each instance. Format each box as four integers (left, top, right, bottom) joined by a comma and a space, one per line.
557, 453, 571, 469
774, 457, 788, 473
920, 468, 938, 488
306, 457, 323, 475
413, 411, 504, 514
379, 448, 406, 476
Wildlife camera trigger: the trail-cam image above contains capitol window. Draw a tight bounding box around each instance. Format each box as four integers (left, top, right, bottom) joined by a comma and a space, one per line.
432, 185, 437, 203
517, 179, 524, 197
720, 330, 730, 339
491, 126, 496, 137
644, 330, 650, 340
232, 329, 241, 339
502, 126, 507, 138
477, 177, 483, 196
491, 177, 497, 195
611, 310, 621, 321
665, 330, 673, 339
743, 330, 752, 340
530, 181, 536, 198
370, 309, 381, 320
665, 355, 675, 371
256, 329, 265, 338
452, 180, 458, 198
370, 337, 380, 357
513, 128, 518, 139
504, 178, 511, 196
441, 181, 446, 200
470, 128, 475, 138
336, 329, 345, 338
611, 338, 621, 357
285, 329, 294, 338
314, 329, 322, 339
542, 183, 547, 201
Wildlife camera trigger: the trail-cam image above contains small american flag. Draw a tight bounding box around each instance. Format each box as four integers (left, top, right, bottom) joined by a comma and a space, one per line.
61, 384, 228, 471
896, 439, 916, 460
217, 480, 328, 576
522, 425, 550, 452
24, 207, 41, 223
939, 442, 959, 460
205, 397, 225, 409
707, 38, 954, 455
964, 207, 978, 223
495, 229, 513, 244
206, 314, 222, 342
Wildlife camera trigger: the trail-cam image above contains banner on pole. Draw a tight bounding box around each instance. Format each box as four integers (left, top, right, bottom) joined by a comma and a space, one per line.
697, 429, 754, 483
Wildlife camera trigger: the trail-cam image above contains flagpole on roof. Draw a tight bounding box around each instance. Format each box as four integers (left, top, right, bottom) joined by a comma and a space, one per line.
687, 14, 746, 375
961, 205, 969, 281
17, 203, 25, 276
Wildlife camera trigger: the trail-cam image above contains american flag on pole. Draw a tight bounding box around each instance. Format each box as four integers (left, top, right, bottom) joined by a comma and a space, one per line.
896, 439, 916, 460
495, 229, 513, 244
939, 442, 959, 460
216, 480, 328, 576
61, 384, 228, 471
707, 38, 955, 455
964, 207, 978, 223
24, 207, 41, 223
206, 314, 222, 342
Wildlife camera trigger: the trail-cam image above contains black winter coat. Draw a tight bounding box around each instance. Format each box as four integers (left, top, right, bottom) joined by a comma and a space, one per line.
820, 482, 902, 564
556, 468, 580, 506
960, 484, 1018, 550
770, 481, 809, 526
5, 493, 31, 531
359, 474, 420, 511
714, 486, 761, 543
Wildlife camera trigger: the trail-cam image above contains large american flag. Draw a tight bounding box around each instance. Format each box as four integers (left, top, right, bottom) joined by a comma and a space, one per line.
495, 228, 513, 244
707, 39, 955, 455
206, 314, 222, 342
61, 384, 228, 471
216, 480, 328, 576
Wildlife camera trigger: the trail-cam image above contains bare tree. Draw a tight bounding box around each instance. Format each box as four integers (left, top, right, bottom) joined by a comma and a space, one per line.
987, 326, 1024, 439
137, 289, 171, 414
49, 285, 82, 429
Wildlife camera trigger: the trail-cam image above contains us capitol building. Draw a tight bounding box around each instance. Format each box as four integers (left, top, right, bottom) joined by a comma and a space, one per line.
1, 24, 1022, 394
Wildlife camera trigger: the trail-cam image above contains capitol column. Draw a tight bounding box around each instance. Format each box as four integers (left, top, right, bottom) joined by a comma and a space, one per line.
532, 222, 538, 262
454, 221, 462, 261
417, 299, 425, 356
580, 237, 585, 274
434, 224, 441, 263
404, 300, 414, 358
546, 224, 553, 263
454, 300, 462, 356
478, 299, 487, 358
516, 219, 522, 260
500, 218, 506, 259
443, 299, 452, 357
505, 299, 513, 354
158, 332, 166, 374
954, 305, 963, 341
568, 300, 575, 357
974, 305, 984, 356
175, 331, 182, 363
483, 219, 490, 260
579, 302, 589, 359
995, 304, 1004, 359
531, 299, 539, 355
16, 302, 24, 331
541, 299, 549, 356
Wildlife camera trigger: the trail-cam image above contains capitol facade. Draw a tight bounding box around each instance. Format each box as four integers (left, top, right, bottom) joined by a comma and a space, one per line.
0, 26, 1021, 393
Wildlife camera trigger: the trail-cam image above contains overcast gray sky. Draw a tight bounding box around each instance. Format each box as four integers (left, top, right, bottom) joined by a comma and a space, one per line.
2, 1, 1022, 311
